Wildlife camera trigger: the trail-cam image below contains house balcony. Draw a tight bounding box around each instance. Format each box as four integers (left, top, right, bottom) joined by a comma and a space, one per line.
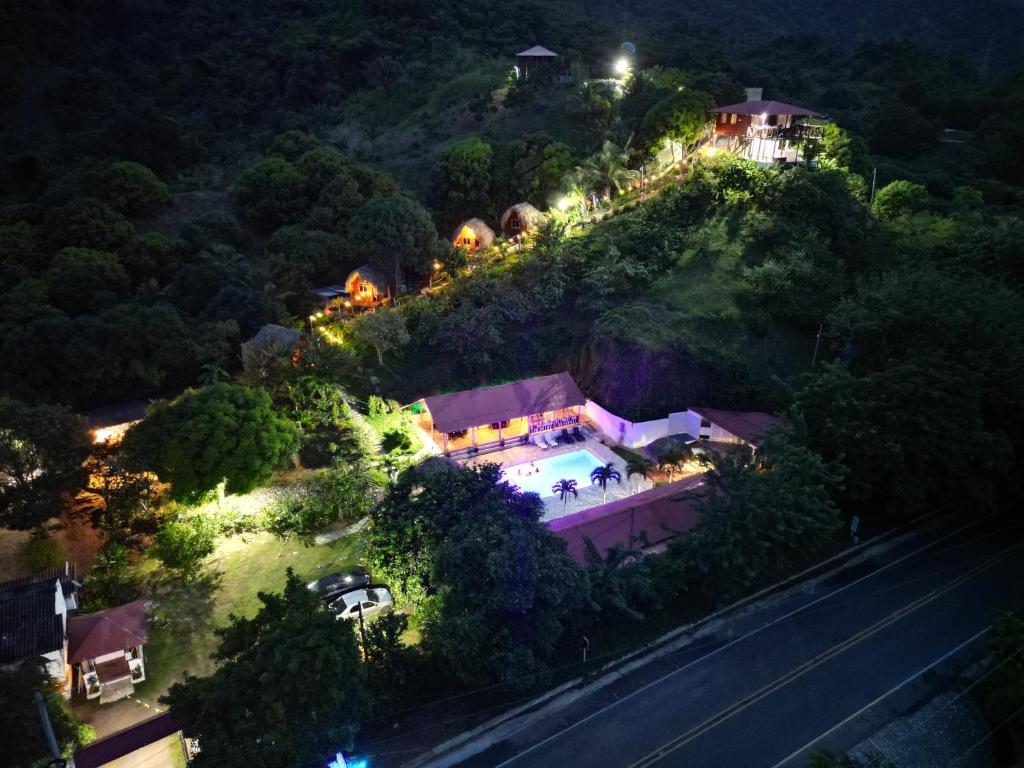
750, 124, 823, 141
81, 652, 145, 703
421, 408, 583, 456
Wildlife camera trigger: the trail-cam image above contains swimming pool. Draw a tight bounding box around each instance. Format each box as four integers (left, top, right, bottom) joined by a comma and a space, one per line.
504, 449, 605, 498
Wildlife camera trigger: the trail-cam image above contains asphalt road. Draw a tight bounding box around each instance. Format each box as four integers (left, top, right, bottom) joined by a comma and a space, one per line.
452, 514, 1024, 768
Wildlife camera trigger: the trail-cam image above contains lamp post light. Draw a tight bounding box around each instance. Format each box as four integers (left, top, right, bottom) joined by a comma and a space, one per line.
430, 260, 442, 289
613, 57, 630, 76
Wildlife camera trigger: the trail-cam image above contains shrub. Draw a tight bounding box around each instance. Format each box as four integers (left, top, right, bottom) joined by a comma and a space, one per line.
263, 465, 379, 537
81, 543, 138, 611
152, 516, 217, 575
21, 533, 66, 571
367, 394, 391, 418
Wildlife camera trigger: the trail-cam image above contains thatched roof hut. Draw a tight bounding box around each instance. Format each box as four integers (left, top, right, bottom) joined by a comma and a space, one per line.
345, 264, 389, 303
499, 202, 545, 239
452, 218, 496, 250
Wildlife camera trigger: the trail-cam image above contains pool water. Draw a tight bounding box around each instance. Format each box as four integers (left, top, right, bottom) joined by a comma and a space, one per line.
504, 449, 605, 498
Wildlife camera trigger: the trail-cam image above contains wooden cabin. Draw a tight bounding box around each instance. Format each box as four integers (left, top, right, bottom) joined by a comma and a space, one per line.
344, 264, 388, 308
500, 202, 545, 240
710, 89, 824, 165
514, 45, 559, 81
452, 218, 496, 251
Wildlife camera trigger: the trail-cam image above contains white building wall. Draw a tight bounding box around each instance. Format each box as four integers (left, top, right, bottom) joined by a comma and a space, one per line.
584, 400, 670, 449
585, 402, 751, 450
41, 648, 65, 682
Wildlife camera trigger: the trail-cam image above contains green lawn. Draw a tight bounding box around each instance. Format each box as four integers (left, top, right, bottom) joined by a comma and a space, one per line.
133, 530, 366, 700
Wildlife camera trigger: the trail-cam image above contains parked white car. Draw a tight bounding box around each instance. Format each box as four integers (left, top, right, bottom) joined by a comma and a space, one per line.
329, 587, 394, 621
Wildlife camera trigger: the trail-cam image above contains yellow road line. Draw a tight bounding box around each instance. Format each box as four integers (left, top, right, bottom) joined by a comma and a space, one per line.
626, 539, 1024, 768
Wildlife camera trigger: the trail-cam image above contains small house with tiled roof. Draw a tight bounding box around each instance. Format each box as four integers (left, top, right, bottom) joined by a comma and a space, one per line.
710, 87, 825, 164
68, 599, 148, 704
0, 563, 79, 693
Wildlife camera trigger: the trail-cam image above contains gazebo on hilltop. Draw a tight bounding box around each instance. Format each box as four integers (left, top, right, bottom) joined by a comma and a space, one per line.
514, 45, 559, 81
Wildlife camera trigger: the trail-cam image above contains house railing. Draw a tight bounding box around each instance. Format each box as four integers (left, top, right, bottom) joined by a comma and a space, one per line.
527, 414, 580, 435
750, 124, 823, 141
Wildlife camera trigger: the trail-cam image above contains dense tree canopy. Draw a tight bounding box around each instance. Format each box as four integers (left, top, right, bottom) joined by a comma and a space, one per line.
162, 570, 368, 768
124, 384, 300, 502
369, 463, 588, 685
667, 431, 844, 604
0, 398, 89, 529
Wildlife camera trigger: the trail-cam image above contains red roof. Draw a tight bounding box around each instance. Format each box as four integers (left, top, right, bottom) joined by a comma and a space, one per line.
73, 712, 180, 768
423, 372, 585, 433
68, 600, 147, 664
710, 99, 823, 118
549, 476, 706, 565
690, 408, 782, 445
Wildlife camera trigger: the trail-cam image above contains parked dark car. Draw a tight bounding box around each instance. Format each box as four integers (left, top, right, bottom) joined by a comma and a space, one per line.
307, 568, 370, 602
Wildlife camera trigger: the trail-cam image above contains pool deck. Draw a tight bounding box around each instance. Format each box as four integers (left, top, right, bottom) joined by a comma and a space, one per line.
462, 431, 654, 521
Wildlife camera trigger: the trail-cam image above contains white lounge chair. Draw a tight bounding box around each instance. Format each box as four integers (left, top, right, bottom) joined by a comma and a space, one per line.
542, 432, 557, 449
533, 433, 549, 450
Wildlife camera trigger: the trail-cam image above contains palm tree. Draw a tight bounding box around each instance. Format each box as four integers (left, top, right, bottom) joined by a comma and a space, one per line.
199, 362, 229, 385
625, 457, 655, 491
551, 478, 579, 509
657, 445, 693, 483
584, 141, 640, 201
589, 462, 623, 502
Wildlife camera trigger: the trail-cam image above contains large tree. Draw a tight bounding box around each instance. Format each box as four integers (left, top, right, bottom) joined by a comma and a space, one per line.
162, 570, 368, 768
638, 89, 714, 161
123, 384, 299, 502
349, 195, 441, 291
369, 463, 589, 685
349, 309, 410, 366
668, 431, 844, 604
0, 398, 90, 529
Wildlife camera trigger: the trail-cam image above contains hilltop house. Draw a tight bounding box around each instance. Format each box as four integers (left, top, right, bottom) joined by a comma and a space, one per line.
0, 564, 80, 694
500, 202, 545, 240
452, 218, 496, 251
514, 45, 560, 81
68, 600, 148, 704
344, 264, 389, 308
710, 88, 824, 165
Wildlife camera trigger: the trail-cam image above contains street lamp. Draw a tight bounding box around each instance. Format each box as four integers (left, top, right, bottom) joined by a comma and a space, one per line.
430, 260, 442, 289
613, 57, 630, 76
556, 196, 571, 212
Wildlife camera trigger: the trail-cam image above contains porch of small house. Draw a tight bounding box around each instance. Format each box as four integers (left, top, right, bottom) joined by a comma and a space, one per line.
418, 406, 584, 458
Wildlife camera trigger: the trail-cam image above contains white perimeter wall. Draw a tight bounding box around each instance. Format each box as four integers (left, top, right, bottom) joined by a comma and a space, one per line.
586, 401, 743, 449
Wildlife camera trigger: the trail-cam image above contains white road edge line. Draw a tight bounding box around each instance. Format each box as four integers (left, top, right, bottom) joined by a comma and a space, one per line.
493, 516, 988, 768
769, 624, 993, 768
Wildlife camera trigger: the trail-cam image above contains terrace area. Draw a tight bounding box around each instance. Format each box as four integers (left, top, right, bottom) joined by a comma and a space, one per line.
413, 372, 587, 458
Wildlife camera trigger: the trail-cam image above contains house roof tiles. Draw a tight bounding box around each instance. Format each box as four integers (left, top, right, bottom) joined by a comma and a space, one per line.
0, 588, 64, 663
68, 600, 147, 664
549, 475, 706, 565
711, 99, 823, 118
423, 372, 585, 434
690, 407, 783, 445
